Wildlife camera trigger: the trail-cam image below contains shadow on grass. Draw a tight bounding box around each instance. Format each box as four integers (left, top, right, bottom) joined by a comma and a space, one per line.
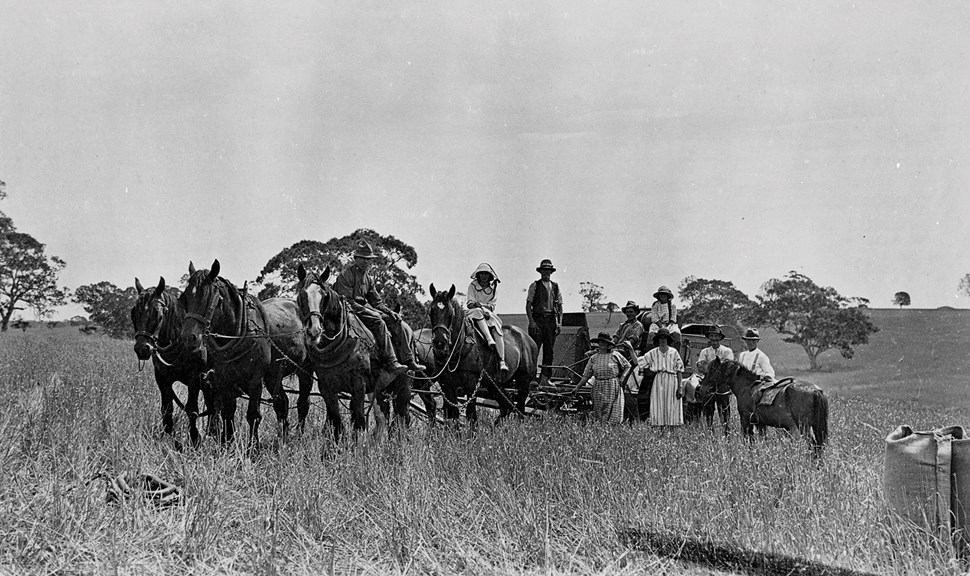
617, 529, 879, 576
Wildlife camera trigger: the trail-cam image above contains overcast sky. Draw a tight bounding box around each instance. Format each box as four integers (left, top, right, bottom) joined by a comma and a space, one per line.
2, 1, 969, 316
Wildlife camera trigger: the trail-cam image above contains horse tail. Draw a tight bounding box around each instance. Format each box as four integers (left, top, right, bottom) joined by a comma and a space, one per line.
812, 390, 829, 448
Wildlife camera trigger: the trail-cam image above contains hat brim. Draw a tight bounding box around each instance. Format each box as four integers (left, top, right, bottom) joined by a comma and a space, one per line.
741, 336, 760, 340
621, 306, 639, 313
536, 266, 556, 273
706, 332, 724, 339
653, 292, 673, 300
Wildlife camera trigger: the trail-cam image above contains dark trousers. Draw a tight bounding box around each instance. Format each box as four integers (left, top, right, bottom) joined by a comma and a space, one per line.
354, 305, 398, 364
531, 313, 558, 378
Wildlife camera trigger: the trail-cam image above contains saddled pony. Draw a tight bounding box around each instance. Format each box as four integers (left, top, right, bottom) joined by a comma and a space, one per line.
131, 276, 216, 447
384, 304, 439, 425
428, 283, 538, 421
295, 264, 412, 442
180, 260, 312, 448
698, 357, 828, 455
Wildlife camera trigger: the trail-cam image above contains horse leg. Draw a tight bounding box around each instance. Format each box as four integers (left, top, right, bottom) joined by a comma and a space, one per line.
157, 379, 176, 437
350, 379, 368, 437
296, 365, 313, 433
322, 390, 343, 444
245, 378, 263, 453
265, 365, 289, 440
202, 378, 221, 439
392, 374, 412, 433
370, 390, 388, 439
186, 378, 202, 447
718, 397, 731, 435
221, 393, 237, 446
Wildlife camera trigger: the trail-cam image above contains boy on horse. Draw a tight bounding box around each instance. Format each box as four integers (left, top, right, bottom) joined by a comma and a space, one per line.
737, 328, 775, 382
334, 240, 426, 375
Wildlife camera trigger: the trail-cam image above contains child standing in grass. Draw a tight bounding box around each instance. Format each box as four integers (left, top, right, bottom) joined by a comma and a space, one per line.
571, 332, 631, 424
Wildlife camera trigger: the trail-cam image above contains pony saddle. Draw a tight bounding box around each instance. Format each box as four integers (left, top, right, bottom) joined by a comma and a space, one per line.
752, 377, 795, 406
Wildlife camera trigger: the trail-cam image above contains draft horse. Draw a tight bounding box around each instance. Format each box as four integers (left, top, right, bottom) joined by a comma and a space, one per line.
295, 264, 413, 442
180, 260, 312, 448
131, 276, 216, 446
428, 283, 538, 421
698, 358, 829, 454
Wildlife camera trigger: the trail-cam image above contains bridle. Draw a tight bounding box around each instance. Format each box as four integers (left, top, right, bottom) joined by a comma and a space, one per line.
184, 289, 223, 332
298, 283, 345, 344
430, 297, 466, 370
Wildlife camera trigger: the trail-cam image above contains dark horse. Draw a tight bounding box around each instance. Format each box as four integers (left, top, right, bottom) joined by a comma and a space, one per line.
295, 264, 413, 442
131, 276, 216, 446
683, 375, 731, 434
698, 358, 829, 454
180, 260, 313, 448
428, 283, 538, 421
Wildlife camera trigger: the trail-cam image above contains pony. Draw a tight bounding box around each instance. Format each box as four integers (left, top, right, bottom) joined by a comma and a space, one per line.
295, 264, 413, 442
131, 276, 216, 446
683, 375, 731, 434
697, 357, 828, 454
427, 283, 538, 421
180, 260, 313, 448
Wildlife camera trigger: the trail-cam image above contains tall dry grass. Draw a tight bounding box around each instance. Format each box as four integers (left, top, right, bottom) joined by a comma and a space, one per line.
1, 328, 968, 575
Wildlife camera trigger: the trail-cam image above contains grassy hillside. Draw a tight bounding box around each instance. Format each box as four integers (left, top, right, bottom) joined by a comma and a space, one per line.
2, 314, 970, 574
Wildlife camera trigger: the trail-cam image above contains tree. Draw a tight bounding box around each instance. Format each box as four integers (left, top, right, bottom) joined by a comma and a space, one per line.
0, 180, 12, 234
960, 274, 970, 300
0, 231, 68, 331
892, 291, 911, 308
756, 271, 878, 370
677, 276, 756, 331
256, 228, 428, 328
73, 281, 140, 338
579, 281, 610, 312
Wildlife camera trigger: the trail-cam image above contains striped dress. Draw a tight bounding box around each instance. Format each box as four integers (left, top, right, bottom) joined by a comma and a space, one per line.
581, 350, 630, 424
644, 346, 685, 426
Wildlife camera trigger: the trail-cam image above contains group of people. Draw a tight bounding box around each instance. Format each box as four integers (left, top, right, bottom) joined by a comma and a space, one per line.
334, 242, 777, 428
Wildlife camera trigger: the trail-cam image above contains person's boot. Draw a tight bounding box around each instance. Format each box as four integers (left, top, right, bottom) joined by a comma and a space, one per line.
493, 330, 509, 374
400, 352, 426, 373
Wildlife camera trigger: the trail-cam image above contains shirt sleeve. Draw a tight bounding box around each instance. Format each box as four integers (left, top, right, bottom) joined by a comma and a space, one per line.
650, 302, 660, 322
674, 350, 684, 372
526, 282, 536, 303
759, 355, 776, 379
616, 352, 631, 372
333, 270, 353, 299
365, 274, 385, 308
670, 302, 677, 322
723, 347, 735, 361
582, 359, 594, 379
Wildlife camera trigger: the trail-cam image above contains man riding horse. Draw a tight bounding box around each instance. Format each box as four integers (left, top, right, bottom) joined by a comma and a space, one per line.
333, 240, 425, 377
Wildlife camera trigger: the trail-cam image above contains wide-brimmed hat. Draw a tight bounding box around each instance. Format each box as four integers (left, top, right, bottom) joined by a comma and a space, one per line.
621, 300, 639, 313
741, 328, 761, 340
653, 286, 674, 300
706, 325, 725, 340
589, 331, 616, 347
353, 240, 378, 259
536, 259, 557, 273
470, 262, 500, 282
653, 327, 673, 346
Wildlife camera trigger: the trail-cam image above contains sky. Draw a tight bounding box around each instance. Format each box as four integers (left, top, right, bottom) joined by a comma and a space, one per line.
2, 1, 969, 318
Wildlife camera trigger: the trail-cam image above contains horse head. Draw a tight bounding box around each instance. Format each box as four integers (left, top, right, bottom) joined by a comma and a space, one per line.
428, 283, 459, 357
296, 263, 339, 346
180, 259, 231, 353
131, 276, 172, 361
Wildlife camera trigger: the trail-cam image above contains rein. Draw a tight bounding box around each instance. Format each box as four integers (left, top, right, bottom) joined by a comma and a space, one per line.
413, 299, 467, 381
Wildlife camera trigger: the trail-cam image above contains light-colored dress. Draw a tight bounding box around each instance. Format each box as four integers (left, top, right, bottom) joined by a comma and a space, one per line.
581, 350, 631, 424
466, 281, 503, 331
643, 346, 685, 426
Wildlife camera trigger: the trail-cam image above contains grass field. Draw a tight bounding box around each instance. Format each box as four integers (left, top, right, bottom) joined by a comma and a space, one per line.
2, 310, 969, 575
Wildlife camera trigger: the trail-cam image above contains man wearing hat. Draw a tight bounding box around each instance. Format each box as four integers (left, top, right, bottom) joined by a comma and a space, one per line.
695, 325, 735, 375
737, 328, 775, 382
645, 286, 681, 347
526, 259, 562, 386
612, 300, 644, 358
334, 239, 425, 375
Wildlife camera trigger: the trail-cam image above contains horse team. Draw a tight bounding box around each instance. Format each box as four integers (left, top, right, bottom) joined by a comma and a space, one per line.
131, 259, 827, 453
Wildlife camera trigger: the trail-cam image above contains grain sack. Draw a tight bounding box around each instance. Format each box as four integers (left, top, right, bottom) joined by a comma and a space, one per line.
884, 425, 970, 561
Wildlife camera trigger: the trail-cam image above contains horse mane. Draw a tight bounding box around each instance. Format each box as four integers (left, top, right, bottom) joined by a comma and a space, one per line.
133, 287, 185, 347
185, 269, 245, 328
718, 359, 759, 386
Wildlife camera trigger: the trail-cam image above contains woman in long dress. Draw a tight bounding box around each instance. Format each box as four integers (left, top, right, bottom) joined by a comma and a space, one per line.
642, 327, 685, 426
465, 263, 509, 373
571, 331, 631, 424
